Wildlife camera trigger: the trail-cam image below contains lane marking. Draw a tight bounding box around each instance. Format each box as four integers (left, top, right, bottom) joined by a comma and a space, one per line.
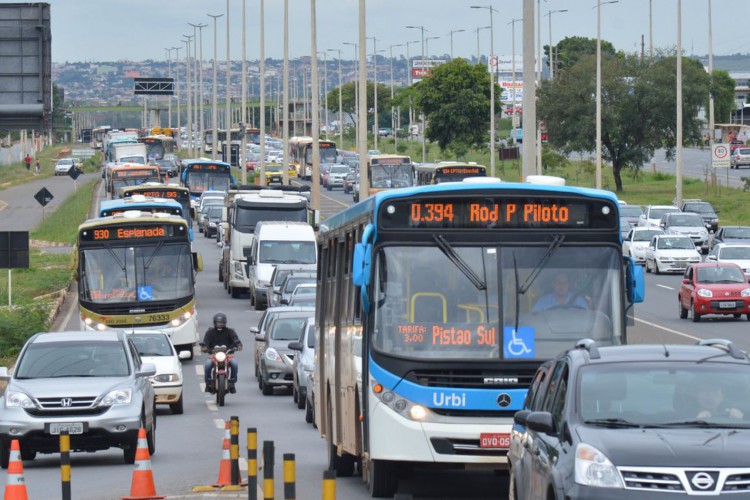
634, 317, 701, 341
194, 365, 202, 375
239, 457, 247, 471
58, 284, 78, 331
206, 401, 218, 412
213, 419, 225, 429
656, 284, 675, 291
0, 199, 7, 213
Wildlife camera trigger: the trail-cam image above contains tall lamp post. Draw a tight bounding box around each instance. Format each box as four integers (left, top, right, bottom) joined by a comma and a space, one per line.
358, 0, 368, 199
165, 47, 176, 129
595, 1, 619, 190
707, 0, 714, 146
182, 35, 194, 159
470, 5, 497, 178
675, 0, 683, 207
406, 25, 427, 163
327, 48, 344, 149
283, 0, 290, 184
318, 52, 329, 141
368, 36, 379, 149
447, 29, 465, 60
474, 26, 490, 63
426, 36, 440, 59
189, 23, 207, 157
240, 0, 247, 184
310, 0, 320, 214
207, 13, 223, 160
225, 0, 232, 166
344, 42, 359, 149
546, 9, 568, 80
389, 43, 403, 154
172, 47, 181, 143
508, 18, 522, 153
259, 0, 266, 185
404, 39, 419, 136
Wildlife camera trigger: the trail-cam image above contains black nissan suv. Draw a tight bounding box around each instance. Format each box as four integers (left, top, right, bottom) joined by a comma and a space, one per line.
508, 339, 750, 499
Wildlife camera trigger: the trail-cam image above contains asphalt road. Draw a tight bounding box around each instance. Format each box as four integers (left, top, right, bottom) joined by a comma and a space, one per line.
1, 176, 748, 499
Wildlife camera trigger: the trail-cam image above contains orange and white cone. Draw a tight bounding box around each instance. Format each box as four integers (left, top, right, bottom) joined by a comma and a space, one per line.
122, 428, 165, 500
4, 440, 28, 500
212, 422, 233, 487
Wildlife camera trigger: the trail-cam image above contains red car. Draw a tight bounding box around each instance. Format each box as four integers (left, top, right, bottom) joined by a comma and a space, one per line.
678, 262, 750, 322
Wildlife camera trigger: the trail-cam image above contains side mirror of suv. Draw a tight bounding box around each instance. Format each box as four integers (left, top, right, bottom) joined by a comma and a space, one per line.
514, 410, 531, 426
137, 363, 157, 378
288, 342, 303, 351
526, 411, 556, 434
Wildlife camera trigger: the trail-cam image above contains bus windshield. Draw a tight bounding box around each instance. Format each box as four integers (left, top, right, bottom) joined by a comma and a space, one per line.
80, 243, 194, 303
371, 164, 414, 189
372, 245, 622, 360
118, 156, 146, 164
112, 177, 159, 192
305, 147, 338, 164
185, 171, 231, 193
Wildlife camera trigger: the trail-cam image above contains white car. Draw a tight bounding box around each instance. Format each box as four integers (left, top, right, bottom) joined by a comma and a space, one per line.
659, 212, 709, 253
645, 235, 701, 274
707, 243, 750, 276
623, 227, 665, 264
54, 157, 77, 176
128, 331, 190, 414
638, 205, 680, 228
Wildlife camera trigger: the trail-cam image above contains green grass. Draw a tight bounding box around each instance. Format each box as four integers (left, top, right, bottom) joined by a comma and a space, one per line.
30, 177, 97, 244
0, 144, 101, 191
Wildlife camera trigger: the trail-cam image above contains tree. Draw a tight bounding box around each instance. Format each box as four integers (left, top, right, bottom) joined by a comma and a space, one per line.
545, 36, 617, 73
404, 58, 500, 157
325, 81, 391, 130
710, 69, 736, 124
539, 53, 709, 192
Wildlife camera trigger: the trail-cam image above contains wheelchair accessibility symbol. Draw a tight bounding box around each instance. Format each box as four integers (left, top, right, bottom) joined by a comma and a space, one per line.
138, 286, 154, 301
503, 327, 535, 358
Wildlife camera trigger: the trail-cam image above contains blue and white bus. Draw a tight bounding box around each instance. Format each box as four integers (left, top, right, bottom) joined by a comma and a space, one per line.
314, 176, 644, 497
180, 160, 235, 208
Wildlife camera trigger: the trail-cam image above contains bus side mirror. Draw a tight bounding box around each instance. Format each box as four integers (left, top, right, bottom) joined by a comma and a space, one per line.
193, 252, 203, 272
352, 243, 372, 287
625, 256, 645, 303
70, 250, 79, 280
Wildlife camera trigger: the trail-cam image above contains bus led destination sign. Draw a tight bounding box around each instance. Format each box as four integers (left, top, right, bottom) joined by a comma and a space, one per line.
380, 197, 605, 229
80, 224, 179, 242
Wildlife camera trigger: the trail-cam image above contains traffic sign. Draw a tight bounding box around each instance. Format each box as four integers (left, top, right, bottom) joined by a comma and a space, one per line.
0, 231, 29, 269
34, 187, 53, 207
712, 143, 731, 168
68, 166, 81, 181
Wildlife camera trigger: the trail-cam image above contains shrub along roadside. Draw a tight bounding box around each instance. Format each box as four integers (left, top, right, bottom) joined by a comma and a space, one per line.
0, 178, 98, 360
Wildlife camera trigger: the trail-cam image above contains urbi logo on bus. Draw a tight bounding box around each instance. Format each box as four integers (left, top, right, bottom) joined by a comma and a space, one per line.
503, 327, 535, 358
433, 392, 467, 408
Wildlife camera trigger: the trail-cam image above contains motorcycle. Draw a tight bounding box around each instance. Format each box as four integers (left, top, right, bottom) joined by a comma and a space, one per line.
204, 344, 236, 406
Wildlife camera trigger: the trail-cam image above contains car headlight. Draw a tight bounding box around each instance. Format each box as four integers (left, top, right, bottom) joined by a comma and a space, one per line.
659, 257, 671, 262
153, 373, 180, 383
742, 288, 750, 298
265, 348, 282, 362
575, 443, 623, 489
697, 288, 713, 298
100, 388, 132, 406
5, 391, 35, 409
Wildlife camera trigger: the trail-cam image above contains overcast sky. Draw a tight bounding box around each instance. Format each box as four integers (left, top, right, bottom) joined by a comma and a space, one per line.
44, 0, 749, 63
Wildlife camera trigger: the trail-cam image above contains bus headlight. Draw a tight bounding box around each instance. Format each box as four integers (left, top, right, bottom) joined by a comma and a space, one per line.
409, 404, 428, 421
82, 315, 109, 331
170, 310, 194, 327
372, 378, 433, 422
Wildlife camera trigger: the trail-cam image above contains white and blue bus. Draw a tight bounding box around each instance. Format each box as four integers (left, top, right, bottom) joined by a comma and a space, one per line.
314, 176, 644, 497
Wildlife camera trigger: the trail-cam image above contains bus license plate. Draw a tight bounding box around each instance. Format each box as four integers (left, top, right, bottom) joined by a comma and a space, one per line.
720, 301, 736, 309
479, 433, 510, 449
46, 422, 86, 435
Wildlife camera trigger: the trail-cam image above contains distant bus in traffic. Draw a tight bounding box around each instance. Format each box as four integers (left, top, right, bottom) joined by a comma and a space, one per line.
415, 161, 487, 185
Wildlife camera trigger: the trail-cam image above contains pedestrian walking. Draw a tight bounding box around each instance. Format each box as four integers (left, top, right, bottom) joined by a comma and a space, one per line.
34, 160, 40, 176
24, 154, 31, 171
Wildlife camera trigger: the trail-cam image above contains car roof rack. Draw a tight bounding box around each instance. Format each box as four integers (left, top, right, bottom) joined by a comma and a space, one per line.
697, 339, 746, 360
574, 338, 600, 359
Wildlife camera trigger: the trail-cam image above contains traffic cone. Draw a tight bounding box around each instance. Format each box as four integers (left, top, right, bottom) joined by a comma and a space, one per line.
4, 440, 28, 500
122, 429, 165, 500
212, 422, 233, 487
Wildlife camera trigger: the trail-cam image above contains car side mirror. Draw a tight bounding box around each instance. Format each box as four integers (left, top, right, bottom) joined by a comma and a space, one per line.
526, 411, 556, 434
682, 278, 690, 285
254, 335, 265, 342
707, 255, 717, 261
137, 363, 157, 378
514, 410, 531, 426
250, 326, 259, 334
281, 299, 289, 305
178, 351, 192, 360
288, 342, 303, 351
0, 367, 9, 381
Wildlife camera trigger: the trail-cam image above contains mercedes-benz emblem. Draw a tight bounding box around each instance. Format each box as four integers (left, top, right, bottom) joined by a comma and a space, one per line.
497, 393, 512, 408
690, 472, 715, 491
60, 398, 73, 407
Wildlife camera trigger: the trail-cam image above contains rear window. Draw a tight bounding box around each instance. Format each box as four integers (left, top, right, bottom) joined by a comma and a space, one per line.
738, 149, 750, 155
16, 341, 129, 378
270, 318, 307, 341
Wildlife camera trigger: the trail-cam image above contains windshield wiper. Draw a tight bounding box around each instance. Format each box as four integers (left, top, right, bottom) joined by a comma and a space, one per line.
432, 235, 486, 291
518, 235, 565, 295
584, 418, 643, 428
661, 420, 749, 428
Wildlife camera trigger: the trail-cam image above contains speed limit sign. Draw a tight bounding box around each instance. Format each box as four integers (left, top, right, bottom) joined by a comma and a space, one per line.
712, 143, 730, 169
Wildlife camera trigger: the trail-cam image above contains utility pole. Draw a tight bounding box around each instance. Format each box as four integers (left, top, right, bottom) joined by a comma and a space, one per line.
283, 0, 290, 184
208, 13, 222, 161
259, 0, 266, 186
358, 0, 369, 198
311, 0, 320, 216
368, 36, 379, 150
182, 35, 194, 159
522, 0, 537, 179
225, 0, 231, 166
240, 0, 247, 184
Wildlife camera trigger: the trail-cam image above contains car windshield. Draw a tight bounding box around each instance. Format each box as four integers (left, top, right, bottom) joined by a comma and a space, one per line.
259, 241, 316, 264
657, 237, 695, 250
266, 164, 283, 173
207, 207, 223, 218
131, 334, 173, 356
270, 318, 307, 341
80, 243, 194, 303
667, 214, 703, 227
15, 341, 130, 378
579, 363, 750, 427
283, 277, 315, 293
619, 206, 643, 217
293, 285, 316, 296
372, 245, 624, 360
650, 208, 678, 220
720, 246, 750, 260
156, 160, 174, 169
290, 296, 316, 307
739, 149, 750, 155
633, 229, 663, 242
58, 159, 74, 166
696, 266, 746, 284
684, 203, 714, 214
726, 227, 750, 239
330, 166, 350, 174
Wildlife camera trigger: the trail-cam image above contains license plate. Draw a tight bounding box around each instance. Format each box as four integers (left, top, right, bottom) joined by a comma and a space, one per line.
719, 301, 736, 309
479, 433, 510, 449
46, 422, 86, 435
674, 262, 687, 268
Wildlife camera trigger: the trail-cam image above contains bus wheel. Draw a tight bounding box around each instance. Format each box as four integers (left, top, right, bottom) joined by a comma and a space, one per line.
366, 459, 398, 497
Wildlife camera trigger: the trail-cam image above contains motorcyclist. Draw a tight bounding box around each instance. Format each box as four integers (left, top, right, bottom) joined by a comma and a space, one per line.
202, 312, 242, 394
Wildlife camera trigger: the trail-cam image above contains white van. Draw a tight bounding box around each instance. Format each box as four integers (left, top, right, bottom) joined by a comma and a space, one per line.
247, 221, 317, 310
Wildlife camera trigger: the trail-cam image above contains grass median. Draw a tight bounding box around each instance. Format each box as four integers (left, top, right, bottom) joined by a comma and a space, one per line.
0, 144, 100, 191
0, 177, 98, 359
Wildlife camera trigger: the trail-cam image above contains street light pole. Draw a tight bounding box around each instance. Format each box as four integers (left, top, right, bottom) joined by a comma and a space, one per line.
406, 25, 427, 163
405, 39, 419, 136
536, 0, 542, 174
389, 43, 402, 154
240, 0, 247, 185
259, 0, 266, 186
358, 0, 369, 199
165, 47, 175, 129
708, 0, 714, 145
676, 0, 683, 206
546, 9, 568, 80
649, 0, 653, 61
474, 26, 490, 63
368, 36, 379, 149
344, 42, 358, 149
471, 5, 497, 178
283, 0, 290, 184
189, 23, 207, 157
522, 0, 536, 179
327, 49, 344, 149
182, 35, 194, 159
311, 0, 320, 215
596, 1, 619, 190
509, 18, 521, 155
447, 29, 465, 60
225, 0, 231, 166
172, 46, 181, 145
208, 13, 222, 161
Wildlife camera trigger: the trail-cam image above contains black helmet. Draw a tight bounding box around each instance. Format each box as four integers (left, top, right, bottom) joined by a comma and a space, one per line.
213, 312, 227, 329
